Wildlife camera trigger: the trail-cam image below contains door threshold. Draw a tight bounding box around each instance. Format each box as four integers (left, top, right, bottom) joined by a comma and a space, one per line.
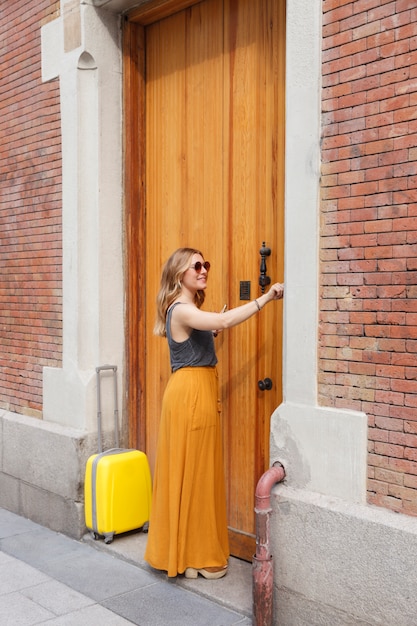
83, 529, 252, 617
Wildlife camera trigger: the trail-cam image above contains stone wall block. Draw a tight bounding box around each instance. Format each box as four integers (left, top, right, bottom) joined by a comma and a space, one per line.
1, 412, 86, 501
272, 486, 417, 626
20, 482, 85, 539
0, 473, 20, 513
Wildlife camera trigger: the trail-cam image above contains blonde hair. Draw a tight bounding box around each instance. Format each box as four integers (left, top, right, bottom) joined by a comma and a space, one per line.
154, 248, 206, 336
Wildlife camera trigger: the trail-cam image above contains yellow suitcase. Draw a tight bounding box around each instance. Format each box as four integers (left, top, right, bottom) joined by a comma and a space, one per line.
84, 366, 152, 544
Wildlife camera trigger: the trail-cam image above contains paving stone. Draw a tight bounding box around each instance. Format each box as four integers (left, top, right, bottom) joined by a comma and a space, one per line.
20, 579, 94, 615
0, 555, 49, 595
0, 591, 55, 626
42, 550, 159, 602
35, 603, 134, 625
102, 579, 249, 626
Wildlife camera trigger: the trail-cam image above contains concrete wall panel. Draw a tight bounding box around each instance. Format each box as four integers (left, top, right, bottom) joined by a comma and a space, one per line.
1, 412, 86, 500
272, 486, 417, 626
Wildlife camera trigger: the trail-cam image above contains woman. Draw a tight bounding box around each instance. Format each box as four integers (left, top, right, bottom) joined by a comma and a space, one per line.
144, 247, 284, 579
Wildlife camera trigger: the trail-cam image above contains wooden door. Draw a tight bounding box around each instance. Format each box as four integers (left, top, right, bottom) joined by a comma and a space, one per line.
124, 0, 285, 561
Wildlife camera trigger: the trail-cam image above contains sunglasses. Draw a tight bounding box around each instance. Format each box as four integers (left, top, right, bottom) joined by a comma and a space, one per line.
189, 261, 211, 273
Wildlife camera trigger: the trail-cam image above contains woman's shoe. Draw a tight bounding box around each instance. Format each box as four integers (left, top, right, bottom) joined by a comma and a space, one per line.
184, 565, 228, 580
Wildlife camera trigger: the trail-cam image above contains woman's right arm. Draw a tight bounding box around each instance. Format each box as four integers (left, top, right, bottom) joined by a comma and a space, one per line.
176, 283, 284, 332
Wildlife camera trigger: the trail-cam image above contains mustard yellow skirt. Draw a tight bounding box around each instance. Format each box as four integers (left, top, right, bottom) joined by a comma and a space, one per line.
144, 366, 229, 577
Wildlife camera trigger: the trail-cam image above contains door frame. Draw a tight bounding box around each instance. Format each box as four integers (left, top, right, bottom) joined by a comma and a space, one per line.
123, 0, 285, 562
124, 18, 145, 449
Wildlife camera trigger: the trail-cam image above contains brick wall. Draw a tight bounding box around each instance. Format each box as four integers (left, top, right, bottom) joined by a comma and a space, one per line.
0, 1, 62, 417
321, 0, 417, 516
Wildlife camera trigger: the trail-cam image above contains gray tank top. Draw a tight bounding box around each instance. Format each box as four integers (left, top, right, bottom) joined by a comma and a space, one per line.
166, 303, 218, 372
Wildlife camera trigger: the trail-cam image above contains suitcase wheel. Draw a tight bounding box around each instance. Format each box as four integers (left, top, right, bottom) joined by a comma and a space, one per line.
142, 522, 149, 533
90, 531, 99, 541
104, 533, 114, 544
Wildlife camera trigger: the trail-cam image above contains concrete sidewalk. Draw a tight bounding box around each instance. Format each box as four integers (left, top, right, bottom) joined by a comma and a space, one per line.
0, 508, 252, 625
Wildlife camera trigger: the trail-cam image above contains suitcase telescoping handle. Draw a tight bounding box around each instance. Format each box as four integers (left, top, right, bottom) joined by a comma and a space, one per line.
96, 365, 119, 453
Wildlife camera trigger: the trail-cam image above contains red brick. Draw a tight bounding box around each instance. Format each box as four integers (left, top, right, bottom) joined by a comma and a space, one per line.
390, 406, 417, 422
379, 124, 411, 142
388, 457, 417, 475
320, 335, 349, 349
368, 453, 389, 471
391, 326, 417, 340
323, 21, 341, 38
352, 21, 381, 41
405, 394, 417, 408
340, 38, 367, 58
375, 441, 404, 461
405, 422, 417, 435
405, 448, 417, 462
378, 258, 407, 271
322, 147, 341, 163
406, 340, 417, 353
397, 0, 416, 12
366, 112, 394, 130
382, 10, 413, 33
390, 432, 417, 448
323, 30, 353, 52
341, 11, 370, 34
364, 138, 394, 155
338, 91, 368, 109
338, 170, 365, 185
340, 65, 367, 83
364, 219, 393, 234
339, 117, 367, 135
381, 94, 410, 113
375, 466, 404, 485
389, 484, 417, 503
366, 84, 396, 103
323, 0, 349, 11
367, 56, 396, 78
323, 3, 354, 26
376, 315, 406, 330
362, 337, 404, 356
369, 477, 391, 495
404, 474, 417, 490
323, 83, 352, 102
364, 192, 393, 208
368, 493, 403, 514
367, 30, 395, 49
350, 259, 377, 272
338, 145, 364, 160
398, 23, 417, 45
392, 133, 417, 152
377, 231, 407, 246
322, 135, 351, 151
405, 367, 417, 380
381, 40, 410, 60
323, 56, 353, 76
406, 314, 417, 326
363, 245, 393, 259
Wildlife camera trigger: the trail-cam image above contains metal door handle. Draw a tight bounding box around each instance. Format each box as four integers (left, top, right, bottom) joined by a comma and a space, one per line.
258, 377, 273, 391
259, 242, 271, 292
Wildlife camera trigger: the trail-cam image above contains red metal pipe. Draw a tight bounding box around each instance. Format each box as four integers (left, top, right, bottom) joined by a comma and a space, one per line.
253, 462, 286, 626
